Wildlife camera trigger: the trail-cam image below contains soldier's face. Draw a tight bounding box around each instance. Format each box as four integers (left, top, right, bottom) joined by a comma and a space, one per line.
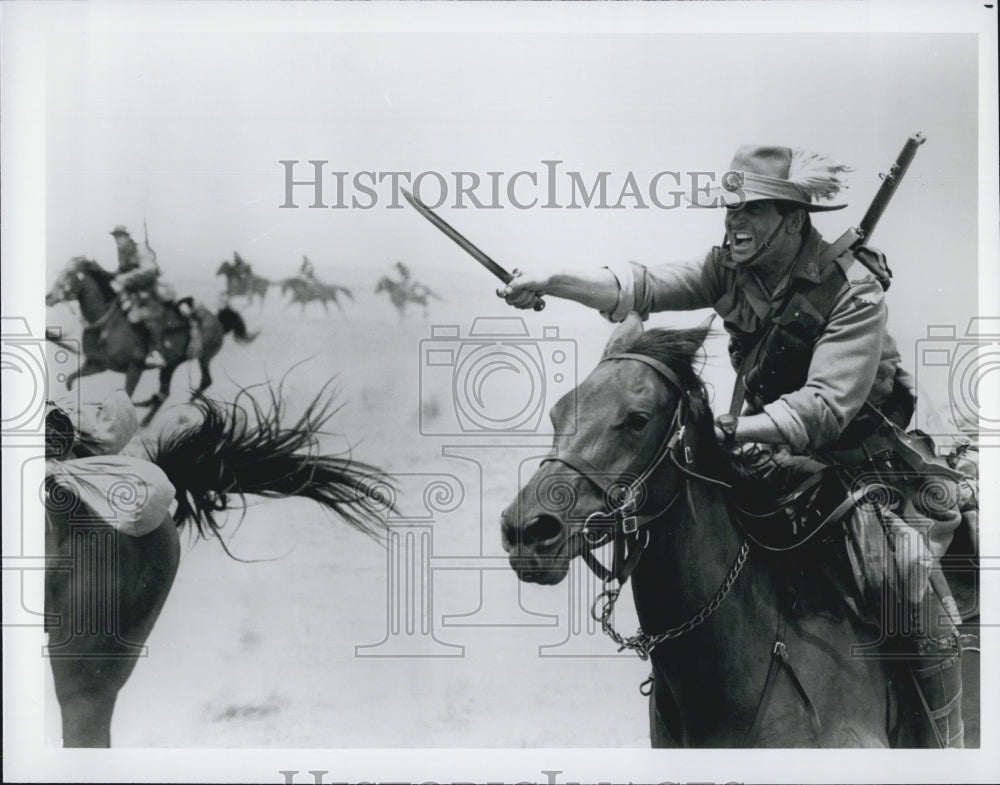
724, 200, 784, 263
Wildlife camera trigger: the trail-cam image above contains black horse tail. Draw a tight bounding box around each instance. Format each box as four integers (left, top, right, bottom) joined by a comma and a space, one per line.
146, 384, 394, 548
217, 306, 257, 344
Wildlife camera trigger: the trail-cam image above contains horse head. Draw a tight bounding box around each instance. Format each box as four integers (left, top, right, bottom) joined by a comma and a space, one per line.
46, 256, 110, 307
216, 261, 232, 276
374, 276, 391, 293
500, 313, 713, 584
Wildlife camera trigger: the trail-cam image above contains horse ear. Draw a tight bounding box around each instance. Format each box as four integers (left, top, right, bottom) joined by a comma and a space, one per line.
690, 313, 716, 348
602, 312, 644, 358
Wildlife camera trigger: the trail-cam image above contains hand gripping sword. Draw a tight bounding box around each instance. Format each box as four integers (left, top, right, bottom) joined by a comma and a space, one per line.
400, 188, 545, 311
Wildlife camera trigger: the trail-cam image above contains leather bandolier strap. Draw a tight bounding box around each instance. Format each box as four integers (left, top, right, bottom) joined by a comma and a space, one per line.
729, 243, 852, 417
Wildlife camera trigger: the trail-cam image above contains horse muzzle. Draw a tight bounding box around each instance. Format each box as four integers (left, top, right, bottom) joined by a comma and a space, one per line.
500, 508, 578, 584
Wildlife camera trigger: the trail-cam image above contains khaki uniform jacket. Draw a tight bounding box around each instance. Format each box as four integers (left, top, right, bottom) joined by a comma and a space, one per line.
602, 227, 913, 452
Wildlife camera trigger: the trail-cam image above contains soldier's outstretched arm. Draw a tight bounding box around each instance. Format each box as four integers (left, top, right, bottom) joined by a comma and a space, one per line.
497, 264, 620, 313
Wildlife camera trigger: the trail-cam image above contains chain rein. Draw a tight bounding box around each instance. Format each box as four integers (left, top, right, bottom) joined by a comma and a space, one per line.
593, 540, 749, 660
580, 352, 749, 661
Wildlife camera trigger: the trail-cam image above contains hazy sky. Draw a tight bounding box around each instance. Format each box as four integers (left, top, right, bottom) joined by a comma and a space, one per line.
35, 22, 991, 438
45, 31, 979, 332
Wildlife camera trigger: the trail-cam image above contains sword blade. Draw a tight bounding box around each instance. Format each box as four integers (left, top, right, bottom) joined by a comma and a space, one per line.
401, 188, 544, 311
400, 188, 513, 282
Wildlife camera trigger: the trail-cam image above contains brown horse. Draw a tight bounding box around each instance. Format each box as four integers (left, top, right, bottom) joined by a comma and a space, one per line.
216, 259, 272, 306
374, 275, 440, 319
500, 314, 978, 747
46, 256, 256, 425
281, 276, 354, 316
44, 385, 393, 747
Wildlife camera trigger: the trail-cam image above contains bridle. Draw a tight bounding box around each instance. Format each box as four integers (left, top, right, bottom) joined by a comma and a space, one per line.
540, 350, 749, 660
540, 353, 687, 577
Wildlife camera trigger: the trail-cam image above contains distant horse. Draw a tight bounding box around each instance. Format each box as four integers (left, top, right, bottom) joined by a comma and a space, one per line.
500, 314, 978, 748
44, 386, 393, 747
374, 276, 440, 319
216, 260, 271, 306
46, 257, 256, 426
280, 277, 354, 316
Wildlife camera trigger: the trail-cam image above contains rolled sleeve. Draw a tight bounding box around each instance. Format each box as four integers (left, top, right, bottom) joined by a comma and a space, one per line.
764, 276, 888, 450
601, 254, 719, 322
600, 259, 638, 322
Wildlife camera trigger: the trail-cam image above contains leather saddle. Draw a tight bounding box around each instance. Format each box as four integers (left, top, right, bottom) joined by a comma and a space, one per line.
731, 465, 852, 553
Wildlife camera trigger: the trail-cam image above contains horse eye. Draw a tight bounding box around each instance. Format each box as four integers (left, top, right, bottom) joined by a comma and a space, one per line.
624, 412, 649, 431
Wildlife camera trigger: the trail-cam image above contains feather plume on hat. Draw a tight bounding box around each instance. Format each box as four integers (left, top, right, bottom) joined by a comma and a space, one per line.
787, 149, 853, 202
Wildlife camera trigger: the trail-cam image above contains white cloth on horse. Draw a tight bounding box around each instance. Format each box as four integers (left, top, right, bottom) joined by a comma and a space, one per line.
50, 388, 139, 454
46, 455, 176, 537
46, 389, 175, 536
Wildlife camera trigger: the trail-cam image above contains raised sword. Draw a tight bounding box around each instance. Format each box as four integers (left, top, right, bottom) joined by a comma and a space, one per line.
400, 188, 545, 311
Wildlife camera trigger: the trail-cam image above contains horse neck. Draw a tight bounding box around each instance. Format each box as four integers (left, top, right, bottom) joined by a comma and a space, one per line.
631, 467, 750, 630
629, 456, 779, 738
77, 271, 114, 324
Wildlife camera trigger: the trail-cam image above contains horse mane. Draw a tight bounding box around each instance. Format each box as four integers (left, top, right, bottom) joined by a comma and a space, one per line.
625, 327, 716, 423
624, 328, 709, 393
627, 329, 852, 620
623, 326, 738, 482
146, 383, 394, 548
70, 257, 117, 300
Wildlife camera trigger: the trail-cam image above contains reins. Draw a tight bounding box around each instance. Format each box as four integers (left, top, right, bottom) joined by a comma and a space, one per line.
593, 540, 750, 661
542, 351, 750, 659
81, 300, 118, 330
552, 349, 824, 742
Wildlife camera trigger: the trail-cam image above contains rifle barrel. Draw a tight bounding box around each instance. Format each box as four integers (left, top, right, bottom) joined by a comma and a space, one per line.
857, 132, 926, 244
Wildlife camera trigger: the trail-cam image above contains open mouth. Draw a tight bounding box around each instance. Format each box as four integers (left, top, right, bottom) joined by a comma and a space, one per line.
732, 231, 753, 252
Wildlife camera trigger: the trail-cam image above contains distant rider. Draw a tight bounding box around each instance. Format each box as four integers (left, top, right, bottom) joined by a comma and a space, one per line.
232, 252, 252, 284
395, 260, 412, 284
110, 226, 202, 366
300, 255, 319, 284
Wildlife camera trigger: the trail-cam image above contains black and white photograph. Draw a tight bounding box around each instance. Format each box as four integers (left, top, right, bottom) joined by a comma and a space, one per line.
2, 1, 997, 783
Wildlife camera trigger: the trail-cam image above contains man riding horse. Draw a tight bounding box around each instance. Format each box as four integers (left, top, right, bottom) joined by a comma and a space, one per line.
300, 254, 319, 284
500, 144, 974, 747
110, 226, 202, 367
232, 251, 252, 284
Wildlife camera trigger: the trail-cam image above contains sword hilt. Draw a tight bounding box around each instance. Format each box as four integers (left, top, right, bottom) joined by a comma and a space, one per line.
508, 269, 546, 311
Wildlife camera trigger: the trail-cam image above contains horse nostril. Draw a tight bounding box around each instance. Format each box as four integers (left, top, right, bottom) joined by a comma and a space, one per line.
523, 514, 563, 547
